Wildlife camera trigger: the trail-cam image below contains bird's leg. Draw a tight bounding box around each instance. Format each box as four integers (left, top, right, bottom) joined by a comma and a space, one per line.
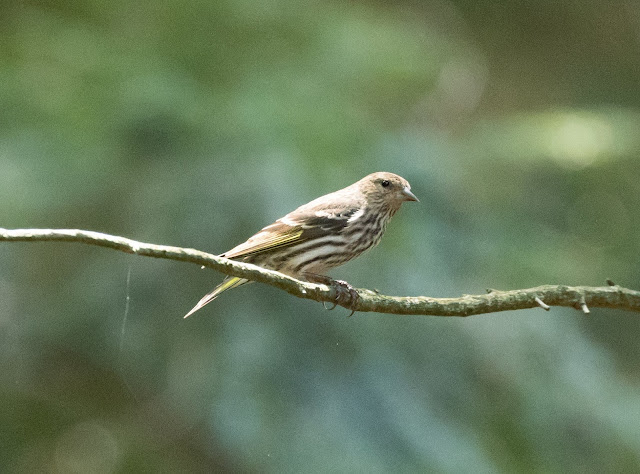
302, 273, 360, 316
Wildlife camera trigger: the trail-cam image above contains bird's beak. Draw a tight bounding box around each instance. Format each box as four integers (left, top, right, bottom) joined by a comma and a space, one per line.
402, 187, 419, 202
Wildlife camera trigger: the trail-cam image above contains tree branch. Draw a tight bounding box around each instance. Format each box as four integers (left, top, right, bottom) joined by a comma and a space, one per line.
2, 228, 639, 316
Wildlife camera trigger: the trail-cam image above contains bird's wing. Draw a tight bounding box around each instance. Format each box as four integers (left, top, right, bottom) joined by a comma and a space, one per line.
221, 205, 363, 260
221, 223, 304, 259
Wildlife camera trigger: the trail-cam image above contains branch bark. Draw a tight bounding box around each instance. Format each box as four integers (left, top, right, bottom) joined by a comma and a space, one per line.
2, 228, 639, 316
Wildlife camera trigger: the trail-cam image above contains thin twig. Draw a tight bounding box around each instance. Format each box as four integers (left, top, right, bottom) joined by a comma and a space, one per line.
534, 296, 551, 311
2, 228, 640, 317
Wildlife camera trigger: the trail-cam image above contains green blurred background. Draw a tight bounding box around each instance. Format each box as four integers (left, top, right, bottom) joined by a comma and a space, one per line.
2, 0, 640, 472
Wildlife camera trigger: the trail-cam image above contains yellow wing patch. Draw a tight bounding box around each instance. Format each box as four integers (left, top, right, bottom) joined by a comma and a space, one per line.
222, 226, 304, 259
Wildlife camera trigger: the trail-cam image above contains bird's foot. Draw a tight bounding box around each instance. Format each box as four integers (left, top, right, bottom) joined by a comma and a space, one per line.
332, 279, 359, 317
303, 273, 359, 316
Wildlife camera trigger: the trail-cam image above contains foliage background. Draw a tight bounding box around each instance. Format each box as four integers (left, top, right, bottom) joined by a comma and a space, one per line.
2, 1, 640, 471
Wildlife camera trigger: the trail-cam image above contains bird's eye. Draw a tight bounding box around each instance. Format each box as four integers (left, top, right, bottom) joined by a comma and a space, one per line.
381, 180, 390, 188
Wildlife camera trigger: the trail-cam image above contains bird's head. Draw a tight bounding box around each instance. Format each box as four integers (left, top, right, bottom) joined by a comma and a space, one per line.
358, 172, 418, 212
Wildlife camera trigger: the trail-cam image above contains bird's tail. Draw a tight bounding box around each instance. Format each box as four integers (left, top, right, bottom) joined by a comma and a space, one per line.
183, 276, 249, 318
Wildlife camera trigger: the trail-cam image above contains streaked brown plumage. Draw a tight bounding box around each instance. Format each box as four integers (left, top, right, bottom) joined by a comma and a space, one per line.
184, 172, 418, 317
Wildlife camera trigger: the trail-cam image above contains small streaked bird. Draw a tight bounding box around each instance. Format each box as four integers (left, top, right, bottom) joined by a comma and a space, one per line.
184, 172, 418, 318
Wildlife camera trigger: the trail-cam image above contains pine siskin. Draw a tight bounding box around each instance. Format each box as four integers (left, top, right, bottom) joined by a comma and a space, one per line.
184, 172, 418, 318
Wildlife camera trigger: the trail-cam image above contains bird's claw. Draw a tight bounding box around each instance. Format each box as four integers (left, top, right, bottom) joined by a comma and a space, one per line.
322, 301, 338, 311
303, 273, 359, 315
331, 279, 359, 316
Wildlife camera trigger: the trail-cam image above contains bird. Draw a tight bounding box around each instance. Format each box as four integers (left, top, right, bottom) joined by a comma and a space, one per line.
184, 172, 418, 318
